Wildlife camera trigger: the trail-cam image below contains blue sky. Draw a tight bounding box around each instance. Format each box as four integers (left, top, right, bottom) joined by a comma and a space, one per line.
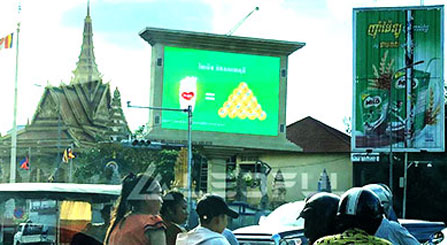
0, 0, 445, 136
62, 1, 214, 48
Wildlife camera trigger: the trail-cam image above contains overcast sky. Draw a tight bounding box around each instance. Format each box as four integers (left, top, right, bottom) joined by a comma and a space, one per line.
0, 0, 444, 136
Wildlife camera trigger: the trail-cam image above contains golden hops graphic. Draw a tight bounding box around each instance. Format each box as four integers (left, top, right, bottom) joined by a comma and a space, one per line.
218, 82, 267, 121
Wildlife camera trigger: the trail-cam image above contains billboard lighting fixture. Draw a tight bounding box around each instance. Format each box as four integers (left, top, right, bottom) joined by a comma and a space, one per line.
408, 161, 432, 169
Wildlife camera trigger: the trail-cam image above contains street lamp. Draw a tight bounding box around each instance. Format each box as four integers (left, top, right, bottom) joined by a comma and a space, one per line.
126, 101, 193, 218
402, 160, 432, 218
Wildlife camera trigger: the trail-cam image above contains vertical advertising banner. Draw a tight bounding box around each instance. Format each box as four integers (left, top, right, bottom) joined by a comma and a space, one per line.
353, 6, 444, 152
162, 46, 280, 136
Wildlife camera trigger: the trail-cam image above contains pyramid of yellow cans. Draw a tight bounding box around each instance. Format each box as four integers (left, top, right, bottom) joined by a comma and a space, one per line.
218, 82, 267, 121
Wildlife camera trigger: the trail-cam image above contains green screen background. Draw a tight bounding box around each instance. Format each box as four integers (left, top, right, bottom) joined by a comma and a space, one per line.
161, 46, 280, 136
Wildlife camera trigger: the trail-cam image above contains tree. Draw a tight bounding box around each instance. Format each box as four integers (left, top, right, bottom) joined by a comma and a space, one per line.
72, 140, 204, 192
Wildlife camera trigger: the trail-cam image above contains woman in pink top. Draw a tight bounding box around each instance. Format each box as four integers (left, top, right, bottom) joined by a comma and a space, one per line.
104, 173, 166, 245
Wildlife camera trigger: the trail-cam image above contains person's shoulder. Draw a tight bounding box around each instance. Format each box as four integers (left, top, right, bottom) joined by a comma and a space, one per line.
385, 220, 419, 244
134, 214, 164, 230
222, 228, 236, 238
385, 219, 415, 235
386, 219, 406, 229
201, 236, 231, 245
176, 227, 230, 245
164, 221, 184, 235
222, 229, 238, 245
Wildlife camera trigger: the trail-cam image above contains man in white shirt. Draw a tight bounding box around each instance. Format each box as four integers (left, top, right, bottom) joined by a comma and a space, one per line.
176, 194, 239, 245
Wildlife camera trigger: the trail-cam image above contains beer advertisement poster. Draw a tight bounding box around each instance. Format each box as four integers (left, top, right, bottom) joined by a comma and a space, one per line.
161, 46, 280, 136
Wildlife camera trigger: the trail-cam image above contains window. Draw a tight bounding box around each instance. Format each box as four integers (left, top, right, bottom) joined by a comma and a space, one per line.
301, 172, 308, 190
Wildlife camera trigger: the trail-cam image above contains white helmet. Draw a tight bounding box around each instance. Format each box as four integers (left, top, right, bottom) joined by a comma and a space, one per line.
363, 183, 394, 219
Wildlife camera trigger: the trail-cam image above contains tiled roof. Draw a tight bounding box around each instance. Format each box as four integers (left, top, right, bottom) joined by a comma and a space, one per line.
286, 116, 350, 153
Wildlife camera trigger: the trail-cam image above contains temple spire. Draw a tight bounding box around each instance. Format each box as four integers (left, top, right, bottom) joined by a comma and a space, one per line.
71, 0, 102, 84
87, 0, 90, 16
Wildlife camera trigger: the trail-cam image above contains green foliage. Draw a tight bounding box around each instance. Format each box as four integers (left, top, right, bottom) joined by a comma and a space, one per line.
73, 142, 175, 186
73, 141, 204, 191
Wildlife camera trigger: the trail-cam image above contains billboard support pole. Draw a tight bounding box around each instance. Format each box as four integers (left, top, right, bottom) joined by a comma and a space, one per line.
388, 88, 394, 192
403, 153, 409, 218
127, 101, 193, 220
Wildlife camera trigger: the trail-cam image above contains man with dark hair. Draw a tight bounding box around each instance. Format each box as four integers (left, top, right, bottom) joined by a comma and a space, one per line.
161, 191, 188, 245
176, 194, 239, 245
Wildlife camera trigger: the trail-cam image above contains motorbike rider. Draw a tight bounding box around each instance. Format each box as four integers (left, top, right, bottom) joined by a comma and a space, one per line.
314, 187, 391, 244
364, 183, 419, 245
298, 192, 340, 244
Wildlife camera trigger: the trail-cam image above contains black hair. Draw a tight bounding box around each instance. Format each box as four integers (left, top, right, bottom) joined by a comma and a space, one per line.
104, 173, 158, 243
160, 191, 185, 217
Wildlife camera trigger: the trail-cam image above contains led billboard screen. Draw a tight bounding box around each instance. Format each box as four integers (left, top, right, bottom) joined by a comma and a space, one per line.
353, 6, 444, 152
161, 46, 280, 136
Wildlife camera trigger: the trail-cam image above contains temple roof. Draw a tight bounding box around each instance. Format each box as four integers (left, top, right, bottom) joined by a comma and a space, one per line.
1, 81, 129, 151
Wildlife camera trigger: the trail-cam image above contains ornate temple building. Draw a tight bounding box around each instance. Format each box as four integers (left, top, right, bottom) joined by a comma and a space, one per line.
0, 3, 130, 182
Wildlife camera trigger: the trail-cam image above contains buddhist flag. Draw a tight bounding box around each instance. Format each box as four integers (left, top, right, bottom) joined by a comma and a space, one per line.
19, 157, 29, 170
0, 33, 13, 51
62, 147, 76, 163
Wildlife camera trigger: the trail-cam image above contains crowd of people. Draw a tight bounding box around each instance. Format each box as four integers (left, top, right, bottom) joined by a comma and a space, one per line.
71, 172, 240, 245
70, 172, 419, 244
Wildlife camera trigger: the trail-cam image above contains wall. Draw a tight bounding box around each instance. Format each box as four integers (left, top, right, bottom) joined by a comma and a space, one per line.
260, 152, 352, 203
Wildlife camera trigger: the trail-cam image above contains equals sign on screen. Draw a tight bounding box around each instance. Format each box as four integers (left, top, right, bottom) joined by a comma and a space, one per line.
205, 93, 215, 101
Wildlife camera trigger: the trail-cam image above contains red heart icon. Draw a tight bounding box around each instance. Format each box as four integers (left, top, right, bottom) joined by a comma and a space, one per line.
181, 92, 195, 100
